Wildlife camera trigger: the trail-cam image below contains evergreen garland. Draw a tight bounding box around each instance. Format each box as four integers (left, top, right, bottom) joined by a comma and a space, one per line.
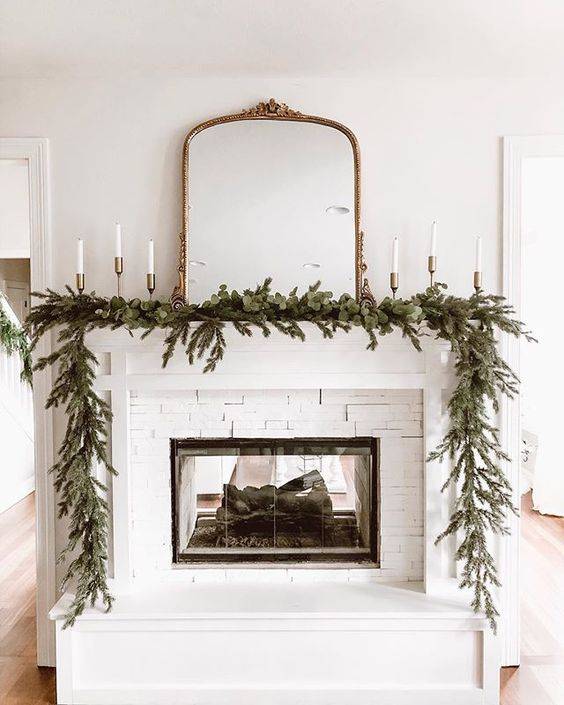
420, 287, 534, 629
0, 294, 32, 385
26, 280, 532, 630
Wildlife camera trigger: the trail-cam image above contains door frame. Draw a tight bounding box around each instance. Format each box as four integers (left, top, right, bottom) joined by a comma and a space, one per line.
0, 138, 55, 666
501, 134, 564, 666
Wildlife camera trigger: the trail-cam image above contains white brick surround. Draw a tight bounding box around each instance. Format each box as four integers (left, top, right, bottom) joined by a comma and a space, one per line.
129, 388, 424, 583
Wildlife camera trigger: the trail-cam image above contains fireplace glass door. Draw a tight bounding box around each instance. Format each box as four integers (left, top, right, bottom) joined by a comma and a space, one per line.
171, 438, 379, 564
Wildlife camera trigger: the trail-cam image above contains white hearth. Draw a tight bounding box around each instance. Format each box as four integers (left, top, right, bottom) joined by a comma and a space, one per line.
50, 326, 499, 705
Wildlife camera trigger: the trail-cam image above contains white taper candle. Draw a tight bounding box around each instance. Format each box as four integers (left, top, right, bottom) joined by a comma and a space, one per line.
474, 235, 482, 271
115, 222, 122, 258
76, 238, 84, 274
430, 221, 437, 257
392, 236, 399, 273
147, 239, 154, 274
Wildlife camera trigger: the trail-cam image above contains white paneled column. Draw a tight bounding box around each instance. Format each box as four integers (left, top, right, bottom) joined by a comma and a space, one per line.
423, 344, 449, 593
110, 351, 132, 587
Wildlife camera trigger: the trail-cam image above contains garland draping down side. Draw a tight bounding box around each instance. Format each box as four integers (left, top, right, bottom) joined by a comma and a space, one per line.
26, 280, 532, 629
0, 294, 32, 385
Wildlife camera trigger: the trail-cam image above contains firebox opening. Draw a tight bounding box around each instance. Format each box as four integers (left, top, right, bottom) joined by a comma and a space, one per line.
171, 437, 379, 564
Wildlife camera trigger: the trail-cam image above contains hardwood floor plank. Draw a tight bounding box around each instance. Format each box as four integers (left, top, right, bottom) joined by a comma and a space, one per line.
501, 492, 564, 705
0, 495, 55, 705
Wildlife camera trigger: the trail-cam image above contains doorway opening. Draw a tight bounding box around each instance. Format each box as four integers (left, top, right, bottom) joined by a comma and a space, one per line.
501, 136, 564, 702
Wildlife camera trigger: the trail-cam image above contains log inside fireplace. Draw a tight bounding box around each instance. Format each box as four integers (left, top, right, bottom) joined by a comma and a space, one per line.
171, 438, 379, 564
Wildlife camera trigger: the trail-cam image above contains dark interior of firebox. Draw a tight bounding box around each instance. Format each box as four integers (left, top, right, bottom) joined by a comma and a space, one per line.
171, 439, 379, 563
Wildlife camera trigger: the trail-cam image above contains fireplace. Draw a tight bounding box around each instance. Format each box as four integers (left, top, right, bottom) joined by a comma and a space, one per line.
52, 333, 497, 705
171, 437, 379, 564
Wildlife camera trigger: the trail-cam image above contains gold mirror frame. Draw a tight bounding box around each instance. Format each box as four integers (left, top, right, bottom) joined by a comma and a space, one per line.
171, 99, 375, 308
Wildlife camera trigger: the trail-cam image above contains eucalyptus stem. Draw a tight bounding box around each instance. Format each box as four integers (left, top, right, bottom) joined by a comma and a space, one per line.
26, 280, 532, 630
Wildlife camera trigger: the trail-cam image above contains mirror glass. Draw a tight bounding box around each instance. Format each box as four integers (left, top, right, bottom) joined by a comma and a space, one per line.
187, 120, 356, 301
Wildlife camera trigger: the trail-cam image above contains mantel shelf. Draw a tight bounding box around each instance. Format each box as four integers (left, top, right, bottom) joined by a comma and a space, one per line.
86, 326, 453, 392
85, 323, 451, 352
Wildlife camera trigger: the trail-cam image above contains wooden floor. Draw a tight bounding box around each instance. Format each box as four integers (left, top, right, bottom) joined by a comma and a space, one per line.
0, 494, 55, 705
0, 491, 562, 704
501, 491, 564, 704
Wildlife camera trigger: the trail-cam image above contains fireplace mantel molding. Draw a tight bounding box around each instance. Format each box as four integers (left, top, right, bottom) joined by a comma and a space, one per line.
49, 326, 499, 705
87, 324, 451, 391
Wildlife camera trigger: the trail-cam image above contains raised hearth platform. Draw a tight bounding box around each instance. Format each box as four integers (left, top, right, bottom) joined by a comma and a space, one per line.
50, 582, 498, 705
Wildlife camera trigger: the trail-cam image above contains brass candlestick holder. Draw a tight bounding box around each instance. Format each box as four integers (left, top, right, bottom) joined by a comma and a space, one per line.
473, 271, 482, 293
146, 273, 155, 300
115, 256, 124, 297
76, 273, 85, 294
428, 256, 436, 287
390, 272, 399, 299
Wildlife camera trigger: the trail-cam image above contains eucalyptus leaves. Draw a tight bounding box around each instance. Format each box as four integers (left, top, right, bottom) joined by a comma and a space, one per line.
27, 279, 530, 629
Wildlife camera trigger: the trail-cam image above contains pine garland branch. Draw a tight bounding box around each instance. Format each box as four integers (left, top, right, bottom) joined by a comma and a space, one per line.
27, 302, 116, 627
0, 293, 33, 385
418, 283, 531, 631
26, 280, 532, 631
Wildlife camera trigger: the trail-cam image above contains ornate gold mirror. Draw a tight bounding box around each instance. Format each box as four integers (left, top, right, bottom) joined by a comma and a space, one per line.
172, 99, 373, 307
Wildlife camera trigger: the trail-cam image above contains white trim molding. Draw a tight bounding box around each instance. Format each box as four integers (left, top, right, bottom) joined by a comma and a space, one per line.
0, 248, 31, 258
0, 138, 55, 666
501, 134, 564, 667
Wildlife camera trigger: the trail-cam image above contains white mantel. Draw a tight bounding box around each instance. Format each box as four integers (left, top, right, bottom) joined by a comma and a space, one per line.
50, 326, 499, 705
89, 325, 437, 390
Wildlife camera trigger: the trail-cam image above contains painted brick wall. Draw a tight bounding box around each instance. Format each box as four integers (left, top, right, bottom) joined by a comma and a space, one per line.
128, 388, 424, 584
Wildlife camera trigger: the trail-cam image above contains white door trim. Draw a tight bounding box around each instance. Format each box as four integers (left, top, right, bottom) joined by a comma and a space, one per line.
501, 134, 564, 666
0, 138, 55, 666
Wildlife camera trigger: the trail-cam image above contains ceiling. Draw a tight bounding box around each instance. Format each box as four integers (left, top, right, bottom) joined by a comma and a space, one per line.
1, 0, 564, 78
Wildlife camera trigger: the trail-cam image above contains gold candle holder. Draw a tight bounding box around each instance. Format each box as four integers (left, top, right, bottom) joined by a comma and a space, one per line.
473, 271, 482, 292
428, 256, 437, 287
76, 273, 85, 294
114, 256, 124, 297
390, 272, 399, 299
146, 273, 155, 300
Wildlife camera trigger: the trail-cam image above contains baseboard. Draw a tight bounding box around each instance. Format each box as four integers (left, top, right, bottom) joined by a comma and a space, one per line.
72, 686, 484, 705
0, 476, 34, 514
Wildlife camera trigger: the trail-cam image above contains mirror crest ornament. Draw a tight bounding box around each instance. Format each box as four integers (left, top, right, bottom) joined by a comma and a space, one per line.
171, 99, 375, 309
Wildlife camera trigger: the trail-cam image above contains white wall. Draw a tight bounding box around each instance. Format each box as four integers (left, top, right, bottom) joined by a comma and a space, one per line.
1, 74, 564, 591
521, 156, 564, 516
0, 156, 33, 511
0, 159, 31, 257
0, 398, 34, 513
0, 295, 34, 513
2, 76, 564, 303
